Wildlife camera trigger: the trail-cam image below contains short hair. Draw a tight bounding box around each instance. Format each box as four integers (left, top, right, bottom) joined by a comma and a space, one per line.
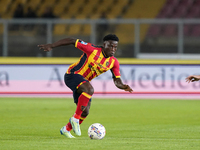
103, 34, 119, 42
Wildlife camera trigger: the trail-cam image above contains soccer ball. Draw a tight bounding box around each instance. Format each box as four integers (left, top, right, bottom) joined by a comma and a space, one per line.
88, 123, 106, 140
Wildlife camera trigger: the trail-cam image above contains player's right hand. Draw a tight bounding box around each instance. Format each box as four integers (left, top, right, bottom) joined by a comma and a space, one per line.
38, 44, 52, 52
124, 85, 133, 93
185, 75, 200, 83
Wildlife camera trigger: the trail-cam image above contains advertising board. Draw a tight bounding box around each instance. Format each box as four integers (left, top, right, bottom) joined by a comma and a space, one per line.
0, 64, 200, 94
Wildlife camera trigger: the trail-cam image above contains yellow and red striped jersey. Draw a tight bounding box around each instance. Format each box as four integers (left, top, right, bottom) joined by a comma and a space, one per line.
66, 39, 121, 81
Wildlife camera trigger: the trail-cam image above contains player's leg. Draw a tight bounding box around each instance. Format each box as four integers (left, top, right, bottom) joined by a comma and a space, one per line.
64, 101, 91, 130
61, 94, 91, 138
62, 74, 93, 137
75, 81, 93, 118
60, 74, 86, 138
79, 101, 91, 125
69, 82, 94, 136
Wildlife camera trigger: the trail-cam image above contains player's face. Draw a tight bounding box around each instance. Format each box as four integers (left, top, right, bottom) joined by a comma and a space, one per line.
103, 40, 118, 57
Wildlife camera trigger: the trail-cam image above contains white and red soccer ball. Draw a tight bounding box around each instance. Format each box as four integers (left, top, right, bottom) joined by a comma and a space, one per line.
88, 123, 106, 140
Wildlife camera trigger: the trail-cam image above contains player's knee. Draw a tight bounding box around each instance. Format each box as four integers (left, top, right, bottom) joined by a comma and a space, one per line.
87, 87, 94, 95
78, 82, 94, 95
83, 86, 94, 95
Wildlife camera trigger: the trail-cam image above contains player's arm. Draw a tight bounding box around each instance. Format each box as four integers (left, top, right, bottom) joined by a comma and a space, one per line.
111, 58, 133, 93
113, 78, 133, 93
38, 37, 77, 52
186, 75, 200, 83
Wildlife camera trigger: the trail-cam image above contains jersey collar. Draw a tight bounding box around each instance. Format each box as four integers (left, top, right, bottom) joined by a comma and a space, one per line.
101, 47, 109, 58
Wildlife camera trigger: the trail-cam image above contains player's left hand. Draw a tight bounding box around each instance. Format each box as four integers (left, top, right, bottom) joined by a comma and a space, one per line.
124, 85, 133, 93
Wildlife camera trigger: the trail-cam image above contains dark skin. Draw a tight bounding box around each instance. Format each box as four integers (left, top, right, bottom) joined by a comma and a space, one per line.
185, 75, 200, 83
38, 38, 133, 117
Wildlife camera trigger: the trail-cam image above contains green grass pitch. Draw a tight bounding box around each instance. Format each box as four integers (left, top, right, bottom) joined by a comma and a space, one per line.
0, 97, 200, 150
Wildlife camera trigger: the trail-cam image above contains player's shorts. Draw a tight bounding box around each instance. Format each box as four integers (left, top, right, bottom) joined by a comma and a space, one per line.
64, 73, 92, 104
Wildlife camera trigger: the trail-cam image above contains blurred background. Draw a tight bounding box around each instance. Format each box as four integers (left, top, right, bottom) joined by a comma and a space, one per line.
0, 0, 200, 58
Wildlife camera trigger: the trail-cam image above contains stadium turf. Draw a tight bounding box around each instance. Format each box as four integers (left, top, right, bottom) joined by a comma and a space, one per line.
0, 97, 199, 150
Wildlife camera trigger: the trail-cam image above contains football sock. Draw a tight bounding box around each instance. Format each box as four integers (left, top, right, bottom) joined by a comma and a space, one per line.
73, 114, 80, 121
65, 123, 72, 131
79, 116, 86, 125
75, 92, 92, 117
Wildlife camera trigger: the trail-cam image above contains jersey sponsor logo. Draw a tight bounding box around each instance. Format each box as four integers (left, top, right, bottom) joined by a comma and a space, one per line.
81, 41, 88, 45
88, 63, 101, 75
88, 62, 108, 76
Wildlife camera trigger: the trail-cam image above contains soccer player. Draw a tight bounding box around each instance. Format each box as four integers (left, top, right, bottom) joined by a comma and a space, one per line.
186, 75, 200, 83
38, 34, 133, 138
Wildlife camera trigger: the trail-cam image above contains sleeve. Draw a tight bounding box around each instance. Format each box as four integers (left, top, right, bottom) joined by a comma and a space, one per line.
75, 39, 94, 54
110, 58, 121, 78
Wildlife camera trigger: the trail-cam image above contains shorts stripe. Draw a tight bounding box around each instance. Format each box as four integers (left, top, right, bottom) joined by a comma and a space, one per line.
76, 81, 87, 89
